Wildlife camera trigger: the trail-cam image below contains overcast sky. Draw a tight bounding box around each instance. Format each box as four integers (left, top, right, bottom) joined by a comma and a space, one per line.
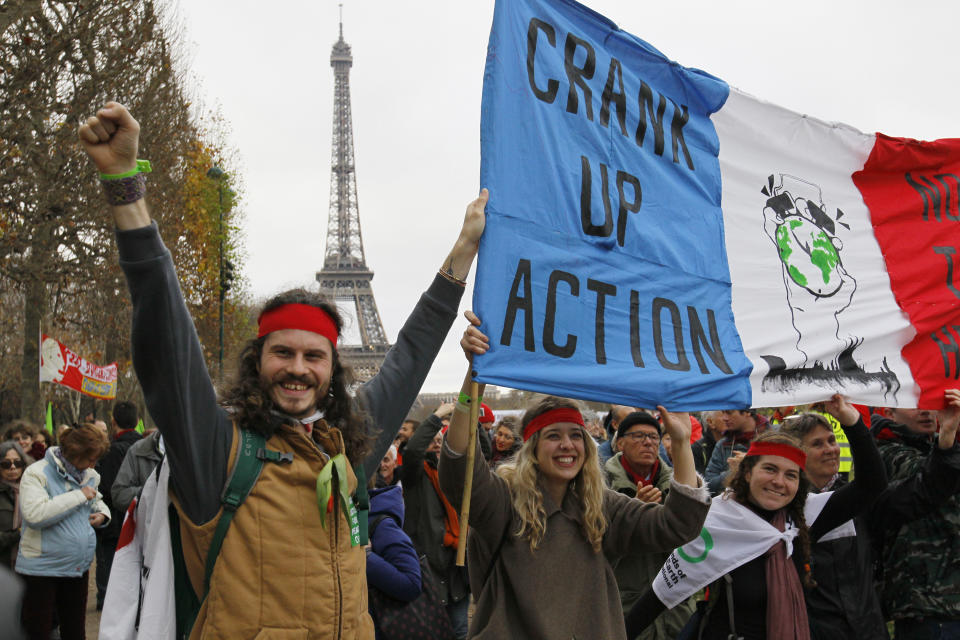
173, 0, 959, 393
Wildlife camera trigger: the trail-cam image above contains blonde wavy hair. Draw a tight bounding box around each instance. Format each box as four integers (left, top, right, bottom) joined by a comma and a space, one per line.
496, 396, 608, 552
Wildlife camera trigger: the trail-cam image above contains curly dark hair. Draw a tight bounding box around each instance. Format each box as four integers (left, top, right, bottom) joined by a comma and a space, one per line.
220, 288, 372, 461
727, 431, 816, 588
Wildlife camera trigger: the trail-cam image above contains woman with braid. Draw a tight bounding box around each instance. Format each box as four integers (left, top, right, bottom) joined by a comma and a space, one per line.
625, 395, 887, 640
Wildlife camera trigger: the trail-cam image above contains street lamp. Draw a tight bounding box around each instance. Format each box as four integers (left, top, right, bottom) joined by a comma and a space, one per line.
206, 166, 226, 380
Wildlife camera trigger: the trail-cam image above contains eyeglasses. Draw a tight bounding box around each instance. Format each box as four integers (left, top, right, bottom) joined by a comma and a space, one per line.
621, 432, 660, 443
0, 459, 25, 470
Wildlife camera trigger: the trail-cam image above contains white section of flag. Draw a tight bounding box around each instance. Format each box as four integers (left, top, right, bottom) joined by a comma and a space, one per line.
100, 460, 175, 640
715, 88, 917, 407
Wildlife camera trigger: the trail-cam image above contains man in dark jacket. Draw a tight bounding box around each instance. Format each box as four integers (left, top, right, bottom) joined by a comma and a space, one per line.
703, 409, 761, 495
111, 429, 163, 515
401, 403, 469, 639
94, 401, 142, 608
871, 394, 960, 640
604, 412, 695, 639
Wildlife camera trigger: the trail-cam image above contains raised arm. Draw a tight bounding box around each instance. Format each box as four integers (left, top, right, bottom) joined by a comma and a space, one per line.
360, 191, 488, 477
810, 394, 887, 539
78, 103, 230, 525
446, 310, 489, 456
78, 102, 151, 230
864, 389, 960, 535
399, 404, 455, 485
659, 406, 697, 488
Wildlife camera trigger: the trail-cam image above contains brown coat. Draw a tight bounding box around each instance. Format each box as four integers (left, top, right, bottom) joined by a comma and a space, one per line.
439, 444, 709, 640
175, 423, 374, 640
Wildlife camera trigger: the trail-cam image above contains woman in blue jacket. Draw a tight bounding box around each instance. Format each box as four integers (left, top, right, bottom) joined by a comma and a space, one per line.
16, 424, 110, 639
367, 483, 423, 639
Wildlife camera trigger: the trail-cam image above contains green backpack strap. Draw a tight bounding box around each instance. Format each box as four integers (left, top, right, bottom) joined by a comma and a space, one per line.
202, 429, 270, 596
175, 429, 291, 639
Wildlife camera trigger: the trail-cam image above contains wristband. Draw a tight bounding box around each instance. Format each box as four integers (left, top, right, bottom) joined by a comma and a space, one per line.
99, 159, 152, 180
439, 268, 467, 287
101, 174, 146, 206
100, 160, 152, 206
458, 391, 482, 405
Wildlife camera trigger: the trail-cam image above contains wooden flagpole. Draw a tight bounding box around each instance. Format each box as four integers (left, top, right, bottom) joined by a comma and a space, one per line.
456, 380, 480, 566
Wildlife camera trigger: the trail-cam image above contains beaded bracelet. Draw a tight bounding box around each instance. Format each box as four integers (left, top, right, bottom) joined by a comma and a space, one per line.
438, 268, 467, 287
100, 160, 152, 206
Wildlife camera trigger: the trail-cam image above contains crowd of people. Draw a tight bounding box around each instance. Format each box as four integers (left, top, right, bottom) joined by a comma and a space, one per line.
4, 369, 959, 640
0, 101, 958, 640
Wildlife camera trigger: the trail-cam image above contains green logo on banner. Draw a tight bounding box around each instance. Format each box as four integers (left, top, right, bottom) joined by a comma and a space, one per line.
677, 527, 714, 563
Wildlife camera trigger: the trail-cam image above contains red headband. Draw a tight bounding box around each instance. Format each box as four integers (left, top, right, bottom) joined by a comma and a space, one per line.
745, 441, 807, 470
257, 303, 339, 347
523, 407, 585, 442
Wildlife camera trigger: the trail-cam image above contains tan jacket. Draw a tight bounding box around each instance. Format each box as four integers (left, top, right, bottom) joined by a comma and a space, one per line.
174, 423, 374, 640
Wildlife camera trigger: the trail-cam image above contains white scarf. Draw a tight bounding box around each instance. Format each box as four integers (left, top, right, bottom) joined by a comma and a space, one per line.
100, 459, 175, 640
652, 491, 855, 608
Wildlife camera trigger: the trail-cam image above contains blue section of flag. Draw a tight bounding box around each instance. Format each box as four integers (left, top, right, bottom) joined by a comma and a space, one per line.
473, 0, 753, 410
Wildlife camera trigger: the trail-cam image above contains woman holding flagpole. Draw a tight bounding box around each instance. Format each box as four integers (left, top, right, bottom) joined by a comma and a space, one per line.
624, 395, 886, 640
438, 312, 711, 639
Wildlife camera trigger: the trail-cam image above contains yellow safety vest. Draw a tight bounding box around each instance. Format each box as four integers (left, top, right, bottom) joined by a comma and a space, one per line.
813, 411, 852, 473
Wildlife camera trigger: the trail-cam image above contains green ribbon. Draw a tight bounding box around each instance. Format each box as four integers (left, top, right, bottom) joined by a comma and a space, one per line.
315, 454, 360, 546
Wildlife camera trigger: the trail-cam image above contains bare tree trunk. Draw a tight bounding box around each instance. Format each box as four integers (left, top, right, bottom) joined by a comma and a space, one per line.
20, 275, 46, 422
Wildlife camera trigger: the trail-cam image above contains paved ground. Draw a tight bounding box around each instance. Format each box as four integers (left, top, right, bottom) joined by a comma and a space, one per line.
84, 559, 101, 639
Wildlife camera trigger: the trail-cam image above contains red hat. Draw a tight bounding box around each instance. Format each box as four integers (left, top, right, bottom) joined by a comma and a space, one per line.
478, 403, 495, 424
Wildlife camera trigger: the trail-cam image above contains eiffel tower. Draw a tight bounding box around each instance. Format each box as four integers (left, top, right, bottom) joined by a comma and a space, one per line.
316, 19, 391, 382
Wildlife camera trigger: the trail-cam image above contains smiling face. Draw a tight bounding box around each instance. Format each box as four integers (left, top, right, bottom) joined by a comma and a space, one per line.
745, 455, 801, 511
259, 329, 334, 419
11, 431, 32, 451
535, 423, 586, 493
379, 450, 396, 480
494, 425, 516, 452
800, 424, 841, 488
889, 408, 938, 436
1, 449, 24, 483
396, 420, 416, 444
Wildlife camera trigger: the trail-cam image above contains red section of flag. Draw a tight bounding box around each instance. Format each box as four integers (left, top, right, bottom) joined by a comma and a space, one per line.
851, 403, 871, 428
115, 498, 138, 550
852, 134, 960, 408
39, 334, 118, 399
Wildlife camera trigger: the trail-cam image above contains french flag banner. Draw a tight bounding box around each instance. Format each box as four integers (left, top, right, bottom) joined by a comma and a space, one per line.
473, 0, 960, 409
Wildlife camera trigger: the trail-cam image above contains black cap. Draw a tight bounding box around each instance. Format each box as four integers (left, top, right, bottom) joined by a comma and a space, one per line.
616, 411, 662, 441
